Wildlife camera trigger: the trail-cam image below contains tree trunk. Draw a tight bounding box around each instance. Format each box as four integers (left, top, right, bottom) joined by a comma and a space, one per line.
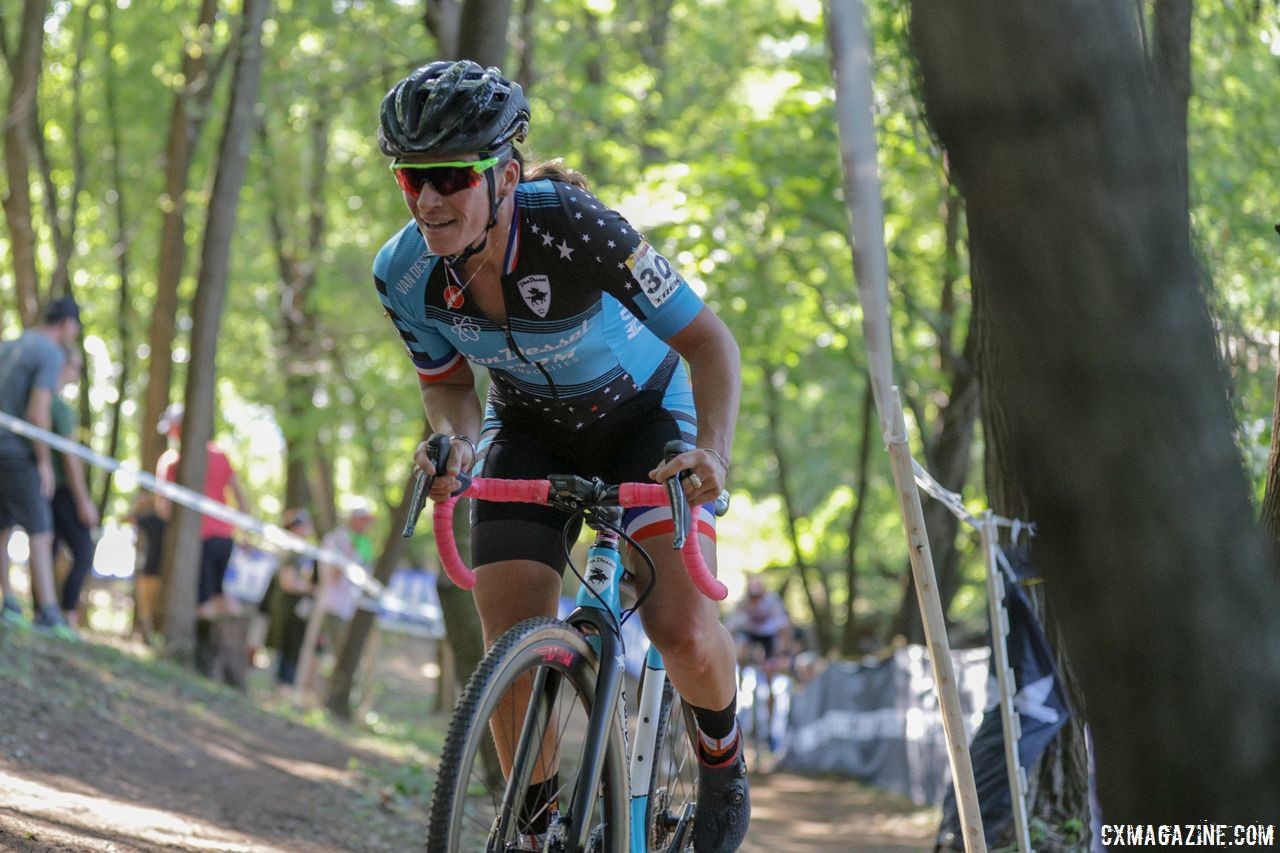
140, 0, 220, 476
513, 0, 537, 91
263, 110, 330, 514
1262, 366, 1280, 579
762, 365, 833, 654
325, 472, 417, 720
1, 0, 48, 326
96, 0, 135, 515
457, 0, 513, 68
1151, 0, 1192, 215
435, 497, 488, 706
910, 0, 1280, 824
838, 379, 874, 656
34, 1, 90, 304
164, 0, 270, 662
424, 0, 462, 59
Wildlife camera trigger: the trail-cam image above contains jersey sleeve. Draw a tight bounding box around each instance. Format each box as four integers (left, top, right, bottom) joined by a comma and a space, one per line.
34, 337, 65, 393
373, 230, 466, 384
555, 184, 704, 340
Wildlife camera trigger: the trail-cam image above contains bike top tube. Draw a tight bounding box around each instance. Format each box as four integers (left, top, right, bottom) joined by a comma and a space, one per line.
428, 475, 729, 602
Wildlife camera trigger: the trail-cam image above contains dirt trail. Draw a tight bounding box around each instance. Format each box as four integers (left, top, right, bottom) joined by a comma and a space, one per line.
745, 769, 937, 852
0, 627, 937, 852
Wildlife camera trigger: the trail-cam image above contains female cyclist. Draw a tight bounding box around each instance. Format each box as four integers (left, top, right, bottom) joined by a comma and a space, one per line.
373, 60, 748, 852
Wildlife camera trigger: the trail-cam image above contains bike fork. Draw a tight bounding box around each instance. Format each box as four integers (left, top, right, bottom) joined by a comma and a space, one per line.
566, 515, 627, 851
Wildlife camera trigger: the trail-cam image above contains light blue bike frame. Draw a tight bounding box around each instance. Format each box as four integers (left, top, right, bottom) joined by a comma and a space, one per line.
568, 516, 680, 853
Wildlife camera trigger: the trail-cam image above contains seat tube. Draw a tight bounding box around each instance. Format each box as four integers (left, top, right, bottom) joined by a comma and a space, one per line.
630, 646, 667, 853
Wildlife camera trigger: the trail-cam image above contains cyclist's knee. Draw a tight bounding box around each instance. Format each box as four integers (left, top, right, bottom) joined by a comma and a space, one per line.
647, 611, 728, 667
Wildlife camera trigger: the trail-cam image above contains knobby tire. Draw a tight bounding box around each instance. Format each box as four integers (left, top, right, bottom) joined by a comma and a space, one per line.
425, 616, 629, 852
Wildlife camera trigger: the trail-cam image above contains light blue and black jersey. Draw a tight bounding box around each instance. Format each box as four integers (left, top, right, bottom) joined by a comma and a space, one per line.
373, 179, 703, 440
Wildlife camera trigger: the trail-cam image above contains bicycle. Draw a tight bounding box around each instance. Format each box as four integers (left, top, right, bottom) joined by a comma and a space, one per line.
734, 645, 791, 770
405, 435, 731, 853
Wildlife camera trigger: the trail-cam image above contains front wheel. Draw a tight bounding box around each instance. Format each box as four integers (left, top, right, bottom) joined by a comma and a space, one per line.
644, 675, 700, 852
426, 616, 629, 852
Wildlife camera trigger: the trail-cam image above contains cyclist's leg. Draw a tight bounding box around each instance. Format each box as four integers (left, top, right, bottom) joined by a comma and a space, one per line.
469, 425, 583, 826
629, 529, 749, 851
471, 557, 561, 780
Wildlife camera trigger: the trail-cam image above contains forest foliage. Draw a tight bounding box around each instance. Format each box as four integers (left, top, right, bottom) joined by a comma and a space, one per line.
2, 0, 1277, 655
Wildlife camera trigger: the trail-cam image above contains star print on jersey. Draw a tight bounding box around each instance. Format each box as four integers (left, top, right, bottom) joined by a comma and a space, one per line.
517, 274, 552, 318
372, 180, 704, 431
451, 315, 481, 342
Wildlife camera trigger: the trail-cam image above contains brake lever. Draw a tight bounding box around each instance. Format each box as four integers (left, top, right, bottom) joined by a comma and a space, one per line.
663, 439, 694, 550
403, 434, 451, 538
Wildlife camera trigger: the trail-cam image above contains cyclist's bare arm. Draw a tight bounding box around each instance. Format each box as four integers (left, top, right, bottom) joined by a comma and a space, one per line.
416, 368, 482, 500
659, 307, 741, 504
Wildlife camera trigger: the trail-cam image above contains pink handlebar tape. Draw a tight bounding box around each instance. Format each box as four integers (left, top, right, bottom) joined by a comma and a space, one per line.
432, 478, 727, 600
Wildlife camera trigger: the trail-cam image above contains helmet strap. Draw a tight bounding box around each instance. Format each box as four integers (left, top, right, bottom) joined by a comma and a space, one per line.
444, 168, 504, 270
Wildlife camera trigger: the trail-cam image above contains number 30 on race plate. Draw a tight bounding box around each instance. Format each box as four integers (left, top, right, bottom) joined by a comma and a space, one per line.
626, 241, 680, 309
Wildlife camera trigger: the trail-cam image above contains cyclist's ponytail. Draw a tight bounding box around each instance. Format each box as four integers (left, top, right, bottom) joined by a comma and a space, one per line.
515, 150, 591, 190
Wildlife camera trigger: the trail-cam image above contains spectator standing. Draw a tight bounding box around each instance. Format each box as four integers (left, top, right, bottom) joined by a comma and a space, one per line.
267, 508, 317, 687
129, 491, 167, 643
0, 297, 82, 639
317, 501, 374, 656
153, 403, 250, 618
50, 349, 99, 628
153, 403, 250, 679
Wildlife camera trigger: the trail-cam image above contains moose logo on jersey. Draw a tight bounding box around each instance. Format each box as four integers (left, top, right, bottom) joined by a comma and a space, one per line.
517, 275, 552, 318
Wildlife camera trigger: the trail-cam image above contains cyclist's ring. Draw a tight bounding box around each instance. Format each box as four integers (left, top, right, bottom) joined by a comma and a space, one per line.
688, 473, 703, 489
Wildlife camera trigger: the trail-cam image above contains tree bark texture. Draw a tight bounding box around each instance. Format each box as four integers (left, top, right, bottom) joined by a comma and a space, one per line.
968, 225, 1095, 838
164, 0, 270, 662
2, 0, 49, 327
140, 0, 220, 476
1262, 366, 1280, 579
910, 0, 1280, 822
424, 0, 462, 59
457, 0, 513, 68
263, 111, 330, 514
97, 0, 135, 515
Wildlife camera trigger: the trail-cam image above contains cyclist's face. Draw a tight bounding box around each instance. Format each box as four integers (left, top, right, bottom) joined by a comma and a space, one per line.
401, 154, 513, 256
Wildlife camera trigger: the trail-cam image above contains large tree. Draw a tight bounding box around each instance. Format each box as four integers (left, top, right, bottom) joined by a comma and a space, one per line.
164, 0, 271, 660
910, 0, 1280, 825
2, 0, 49, 326
139, 0, 222, 476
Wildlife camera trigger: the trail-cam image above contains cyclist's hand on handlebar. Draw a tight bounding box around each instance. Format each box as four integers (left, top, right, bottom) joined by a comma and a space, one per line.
649, 446, 725, 506
413, 439, 474, 501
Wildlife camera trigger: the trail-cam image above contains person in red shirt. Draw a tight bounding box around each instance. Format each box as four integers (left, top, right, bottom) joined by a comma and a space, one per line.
153, 403, 250, 620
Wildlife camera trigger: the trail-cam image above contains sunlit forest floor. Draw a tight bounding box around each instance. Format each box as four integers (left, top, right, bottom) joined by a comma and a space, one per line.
0, 579, 938, 851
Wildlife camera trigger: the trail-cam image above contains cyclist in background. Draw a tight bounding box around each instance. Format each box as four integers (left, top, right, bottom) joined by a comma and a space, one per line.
731, 575, 793, 667
373, 60, 748, 851
729, 576, 795, 757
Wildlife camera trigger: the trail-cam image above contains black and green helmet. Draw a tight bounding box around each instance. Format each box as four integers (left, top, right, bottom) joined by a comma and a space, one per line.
378, 60, 530, 158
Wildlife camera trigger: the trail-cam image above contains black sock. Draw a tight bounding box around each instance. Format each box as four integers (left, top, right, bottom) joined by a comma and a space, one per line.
522, 773, 559, 835
691, 699, 739, 761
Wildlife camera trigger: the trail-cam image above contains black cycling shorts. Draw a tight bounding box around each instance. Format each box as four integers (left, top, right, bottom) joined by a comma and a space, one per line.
471, 401, 692, 573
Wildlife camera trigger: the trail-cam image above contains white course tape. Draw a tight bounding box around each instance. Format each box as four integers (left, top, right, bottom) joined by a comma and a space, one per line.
0, 410, 385, 601
911, 458, 1036, 538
